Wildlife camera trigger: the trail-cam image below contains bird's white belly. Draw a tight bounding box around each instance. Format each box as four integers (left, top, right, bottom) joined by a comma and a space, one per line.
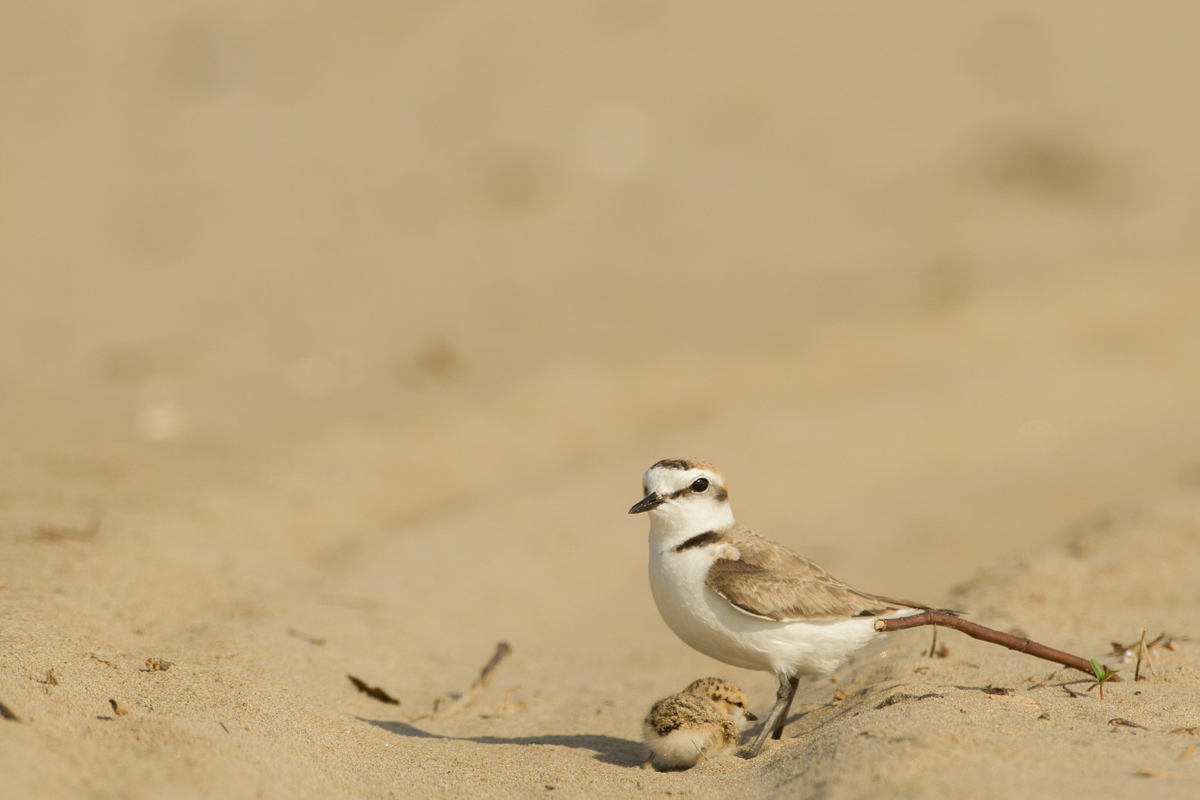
644, 724, 734, 769
649, 545, 881, 677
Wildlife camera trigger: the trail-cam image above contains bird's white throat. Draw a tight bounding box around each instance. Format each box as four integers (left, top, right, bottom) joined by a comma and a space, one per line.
647, 502, 736, 551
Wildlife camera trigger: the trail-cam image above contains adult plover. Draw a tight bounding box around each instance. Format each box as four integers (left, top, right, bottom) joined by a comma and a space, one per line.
643, 678, 756, 770
630, 458, 940, 758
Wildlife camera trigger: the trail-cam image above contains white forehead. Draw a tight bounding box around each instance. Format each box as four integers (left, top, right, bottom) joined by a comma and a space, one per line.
643, 465, 721, 492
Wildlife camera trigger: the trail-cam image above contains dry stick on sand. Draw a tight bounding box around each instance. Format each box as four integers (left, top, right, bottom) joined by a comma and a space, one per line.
1135, 627, 1152, 681
428, 642, 513, 721
875, 612, 1121, 681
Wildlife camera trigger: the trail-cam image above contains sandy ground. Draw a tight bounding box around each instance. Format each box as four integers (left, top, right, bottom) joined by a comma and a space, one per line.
3, 451, 1200, 800
4, 2, 1200, 798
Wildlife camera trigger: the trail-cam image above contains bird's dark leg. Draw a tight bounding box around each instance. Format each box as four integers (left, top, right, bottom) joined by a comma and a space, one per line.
771, 675, 800, 739
745, 672, 793, 758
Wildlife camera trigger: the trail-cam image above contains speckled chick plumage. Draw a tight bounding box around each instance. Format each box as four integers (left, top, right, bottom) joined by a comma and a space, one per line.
683, 677, 755, 728
642, 678, 753, 770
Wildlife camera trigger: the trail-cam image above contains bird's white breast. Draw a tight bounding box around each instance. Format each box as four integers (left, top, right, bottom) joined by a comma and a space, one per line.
648, 539, 882, 677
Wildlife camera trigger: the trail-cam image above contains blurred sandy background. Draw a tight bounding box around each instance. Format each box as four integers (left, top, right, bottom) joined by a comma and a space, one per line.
2, 2, 1200, 798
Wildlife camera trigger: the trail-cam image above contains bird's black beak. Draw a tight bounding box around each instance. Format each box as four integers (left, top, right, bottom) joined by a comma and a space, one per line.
628, 493, 664, 514
744, 711, 758, 722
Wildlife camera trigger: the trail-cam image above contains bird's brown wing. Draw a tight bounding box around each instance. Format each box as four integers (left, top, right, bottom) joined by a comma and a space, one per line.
704, 529, 934, 622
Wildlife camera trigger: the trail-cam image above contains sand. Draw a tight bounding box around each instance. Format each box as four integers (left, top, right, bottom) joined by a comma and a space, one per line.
4, 2, 1200, 798
4, 470, 1200, 799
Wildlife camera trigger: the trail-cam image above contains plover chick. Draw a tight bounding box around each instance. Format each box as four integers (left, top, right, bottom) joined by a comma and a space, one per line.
643, 681, 752, 770
630, 458, 949, 758
683, 677, 757, 730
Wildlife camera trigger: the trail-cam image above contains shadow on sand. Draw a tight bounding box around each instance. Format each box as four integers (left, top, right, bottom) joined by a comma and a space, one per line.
360, 718, 644, 767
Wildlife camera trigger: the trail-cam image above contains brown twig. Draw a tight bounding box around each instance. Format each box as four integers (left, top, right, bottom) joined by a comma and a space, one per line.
476, 642, 512, 688
874, 612, 1120, 681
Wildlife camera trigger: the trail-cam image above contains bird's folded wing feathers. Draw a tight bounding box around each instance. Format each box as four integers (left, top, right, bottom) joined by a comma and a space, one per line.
704, 532, 935, 622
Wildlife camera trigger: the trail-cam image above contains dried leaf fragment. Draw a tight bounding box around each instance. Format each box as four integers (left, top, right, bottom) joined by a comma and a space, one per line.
36, 514, 102, 542
347, 675, 400, 705
875, 692, 942, 709
1112, 631, 1185, 660
1109, 718, 1151, 730
287, 628, 326, 646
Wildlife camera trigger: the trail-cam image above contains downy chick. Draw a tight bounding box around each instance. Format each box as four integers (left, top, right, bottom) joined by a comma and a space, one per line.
643, 678, 757, 770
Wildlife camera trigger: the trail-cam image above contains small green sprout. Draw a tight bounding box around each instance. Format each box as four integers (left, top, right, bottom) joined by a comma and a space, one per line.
1089, 658, 1119, 699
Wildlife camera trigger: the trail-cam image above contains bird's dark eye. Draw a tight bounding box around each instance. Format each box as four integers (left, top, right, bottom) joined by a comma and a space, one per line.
691, 478, 709, 492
